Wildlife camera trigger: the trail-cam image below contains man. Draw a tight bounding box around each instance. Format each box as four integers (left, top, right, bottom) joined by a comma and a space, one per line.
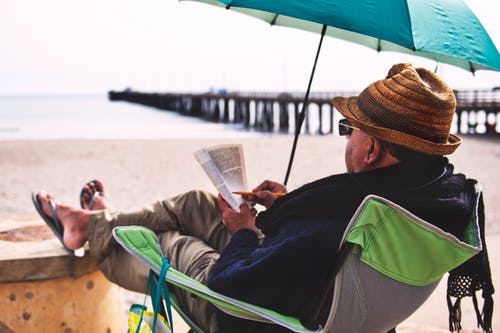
32, 63, 492, 332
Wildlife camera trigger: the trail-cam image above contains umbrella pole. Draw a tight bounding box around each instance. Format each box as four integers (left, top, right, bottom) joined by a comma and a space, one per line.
283, 24, 327, 185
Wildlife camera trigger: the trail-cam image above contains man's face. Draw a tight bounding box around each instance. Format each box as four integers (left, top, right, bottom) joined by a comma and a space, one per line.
344, 129, 372, 173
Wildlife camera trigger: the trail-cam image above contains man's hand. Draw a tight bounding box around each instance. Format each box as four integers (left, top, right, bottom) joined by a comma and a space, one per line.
243, 180, 287, 209
217, 195, 257, 235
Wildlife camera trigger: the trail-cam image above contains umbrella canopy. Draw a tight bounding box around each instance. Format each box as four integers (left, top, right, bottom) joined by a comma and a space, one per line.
188, 0, 500, 72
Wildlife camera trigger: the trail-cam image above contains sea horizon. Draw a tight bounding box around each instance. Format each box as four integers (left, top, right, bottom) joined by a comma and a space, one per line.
0, 94, 270, 140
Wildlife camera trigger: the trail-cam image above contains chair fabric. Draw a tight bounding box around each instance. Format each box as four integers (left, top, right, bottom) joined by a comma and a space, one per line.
113, 194, 482, 333
324, 253, 440, 333
345, 196, 481, 286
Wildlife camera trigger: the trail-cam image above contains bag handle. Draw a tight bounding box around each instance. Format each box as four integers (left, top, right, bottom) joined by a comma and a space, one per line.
151, 257, 174, 333
136, 257, 175, 333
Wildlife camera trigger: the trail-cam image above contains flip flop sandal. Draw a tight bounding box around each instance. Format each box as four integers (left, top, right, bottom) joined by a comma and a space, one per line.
31, 192, 71, 252
79, 179, 108, 210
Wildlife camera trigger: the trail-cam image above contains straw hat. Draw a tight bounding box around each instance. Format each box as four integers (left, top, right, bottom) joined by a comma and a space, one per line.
332, 63, 461, 155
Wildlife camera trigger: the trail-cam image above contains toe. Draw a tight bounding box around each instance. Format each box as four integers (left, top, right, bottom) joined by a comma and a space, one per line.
81, 184, 95, 209
37, 191, 55, 219
94, 179, 105, 193
81, 191, 90, 203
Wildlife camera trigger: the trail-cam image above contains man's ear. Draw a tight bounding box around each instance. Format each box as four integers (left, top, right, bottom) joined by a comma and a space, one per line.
365, 137, 383, 165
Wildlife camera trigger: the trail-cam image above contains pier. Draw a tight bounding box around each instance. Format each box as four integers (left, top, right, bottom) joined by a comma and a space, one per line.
109, 89, 500, 136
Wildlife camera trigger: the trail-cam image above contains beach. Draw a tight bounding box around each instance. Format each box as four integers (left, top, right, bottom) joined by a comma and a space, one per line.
1, 135, 498, 332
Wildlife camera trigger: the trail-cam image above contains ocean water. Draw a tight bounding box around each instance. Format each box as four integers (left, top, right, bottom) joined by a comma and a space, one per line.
0, 95, 264, 140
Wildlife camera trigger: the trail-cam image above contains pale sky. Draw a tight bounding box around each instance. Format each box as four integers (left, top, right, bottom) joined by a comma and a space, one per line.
1, 0, 499, 95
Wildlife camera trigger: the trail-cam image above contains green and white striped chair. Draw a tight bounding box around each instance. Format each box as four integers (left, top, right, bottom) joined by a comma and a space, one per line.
113, 192, 482, 333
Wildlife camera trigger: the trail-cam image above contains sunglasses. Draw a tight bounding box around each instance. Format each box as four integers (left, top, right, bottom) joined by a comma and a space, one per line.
338, 119, 360, 136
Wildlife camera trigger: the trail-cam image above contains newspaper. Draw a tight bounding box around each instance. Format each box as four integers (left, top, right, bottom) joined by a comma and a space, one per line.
194, 144, 248, 212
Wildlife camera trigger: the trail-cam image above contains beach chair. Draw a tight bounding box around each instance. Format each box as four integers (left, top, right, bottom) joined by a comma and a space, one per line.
113, 192, 482, 333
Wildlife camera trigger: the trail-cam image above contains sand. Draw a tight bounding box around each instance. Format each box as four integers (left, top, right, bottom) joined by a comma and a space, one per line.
0, 135, 498, 332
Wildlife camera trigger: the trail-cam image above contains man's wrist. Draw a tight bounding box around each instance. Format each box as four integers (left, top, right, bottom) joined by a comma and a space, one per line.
231, 226, 258, 236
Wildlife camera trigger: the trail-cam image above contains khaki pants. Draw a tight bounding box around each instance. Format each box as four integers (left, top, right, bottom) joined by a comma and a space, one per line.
88, 190, 231, 332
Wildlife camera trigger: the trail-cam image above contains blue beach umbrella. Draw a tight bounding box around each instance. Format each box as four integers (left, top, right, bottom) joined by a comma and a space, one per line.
187, 0, 500, 72
184, 0, 500, 182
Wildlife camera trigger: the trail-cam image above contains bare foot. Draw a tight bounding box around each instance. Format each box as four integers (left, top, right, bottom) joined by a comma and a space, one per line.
80, 179, 111, 210
36, 191, 90, 250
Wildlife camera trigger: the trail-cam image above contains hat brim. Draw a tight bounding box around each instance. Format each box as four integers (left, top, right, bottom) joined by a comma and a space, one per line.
332, 96, 461, 155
